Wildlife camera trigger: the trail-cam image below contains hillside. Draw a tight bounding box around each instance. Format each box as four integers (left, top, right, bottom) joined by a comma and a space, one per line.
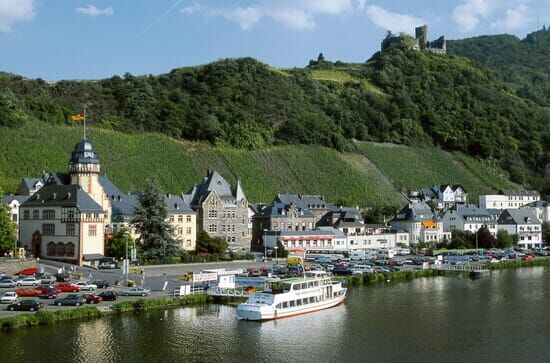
0, 122, 518, 208
1, 50, 549, 192
448, 27, 550, 108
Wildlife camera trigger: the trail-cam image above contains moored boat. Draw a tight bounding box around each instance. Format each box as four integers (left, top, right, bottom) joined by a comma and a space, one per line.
237, 271, 347, 321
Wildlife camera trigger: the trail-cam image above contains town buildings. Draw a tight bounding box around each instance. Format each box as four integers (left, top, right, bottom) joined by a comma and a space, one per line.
389, 202, 445, 244
442, 204, 498, 237
479, 190, 540, 210
497, 209, 542, 249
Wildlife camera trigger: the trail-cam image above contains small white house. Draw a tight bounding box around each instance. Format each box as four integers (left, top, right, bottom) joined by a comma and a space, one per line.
497, 209, 542, 249
480, 190, 540, 210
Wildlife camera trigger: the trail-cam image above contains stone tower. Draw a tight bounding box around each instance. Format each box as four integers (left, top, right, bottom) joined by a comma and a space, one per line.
415, 25, 428, 49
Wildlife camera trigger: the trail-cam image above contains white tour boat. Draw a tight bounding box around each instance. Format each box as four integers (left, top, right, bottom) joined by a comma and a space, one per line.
237, 271, 347, 321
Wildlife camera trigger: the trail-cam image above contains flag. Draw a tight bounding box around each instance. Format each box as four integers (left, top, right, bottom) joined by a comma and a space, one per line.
71, 113, 85, 121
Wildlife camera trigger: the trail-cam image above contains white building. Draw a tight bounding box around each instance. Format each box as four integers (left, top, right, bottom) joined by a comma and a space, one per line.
479, 190, 540, 210
497, 209, 543, 249
347, 227, 409, 250
0, 195, 28, 241
264, 227, 347, 251
442, 204, 498, 237
416, 184, 468, 210
521, 201, 550, 224
390, 202, 445, 244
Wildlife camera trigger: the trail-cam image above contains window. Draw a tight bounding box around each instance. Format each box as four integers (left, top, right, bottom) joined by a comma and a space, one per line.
178, 215, 183, 222
186, 240, 192, 247
33, 210, 39, 220
221, 224, 226, 233
23, 210, 30, 220
170, 215, 175, 222
47, 242, 56, 256
186, 227, 192, 235
56, 242, 65, 256
66, 224, 75, 236
42, 209, 55, 220
208, 210, 217, 219
42, 224, 55, 236
11, 214, 17, 222
186, 215, 191, 222
208, 224, 217, 233
65, 243, 75, 256
178, 227, 183, 235
89, 225, 97, 237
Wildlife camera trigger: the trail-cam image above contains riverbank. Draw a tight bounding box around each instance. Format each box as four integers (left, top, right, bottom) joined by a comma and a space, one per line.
0, 294, 212, 331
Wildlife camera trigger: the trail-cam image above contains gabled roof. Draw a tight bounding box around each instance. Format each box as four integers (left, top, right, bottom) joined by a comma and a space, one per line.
99, 176, 123, 197
21, 184, 103, 213
498, 209, 541, 225
1, 195, 29, 205
273, 194, 337, 211
185, 170, 246, 206
391, 202, 434, 223
257, 203, 315, 218
454, 204, 491, 218
164, 195, 194, 214
523, 200, 549, 208
69, 140, 100, 165
22, 178, 41, 190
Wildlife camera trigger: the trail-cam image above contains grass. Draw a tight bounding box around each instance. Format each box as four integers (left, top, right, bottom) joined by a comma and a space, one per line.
110, 294, 212, 313
310, 70, 385, 95
0, 306, 101, 331
0, 121, 516, 208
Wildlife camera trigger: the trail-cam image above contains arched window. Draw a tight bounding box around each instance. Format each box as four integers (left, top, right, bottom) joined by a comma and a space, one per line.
33, 210, 39, 220
56, 242, 65, 256
47, 242, 56, 256
23, 210, 30, 220
65, 243, 75, 257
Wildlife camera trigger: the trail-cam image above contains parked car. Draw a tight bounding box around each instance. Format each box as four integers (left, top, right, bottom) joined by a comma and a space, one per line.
98, 260, 117, 269
17, 267, 39, 276
332, 266, 353, 276
0, 279, 17, 288
16, 277, 41, 287
55, 283, 81, 293
0, 292, 17, 303
15, 288, 42, 297
54, 294, 87, 306
0, 271, 6, 279
121, 287, 151, 297
7, 300, 43, 311
83, 294, 103, 304
37, 286, 59, 299
36, 273, 56, 284
74, 282, 97, 291
55, 273, 71, 282
91, 280, 110, 289
98, 291, 117, 301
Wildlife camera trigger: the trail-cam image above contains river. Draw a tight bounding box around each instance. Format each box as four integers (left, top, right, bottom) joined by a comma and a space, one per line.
3, 268, 550, 362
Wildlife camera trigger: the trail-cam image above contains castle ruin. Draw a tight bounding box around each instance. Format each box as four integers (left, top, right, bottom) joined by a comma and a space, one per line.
381, 25, 446, 54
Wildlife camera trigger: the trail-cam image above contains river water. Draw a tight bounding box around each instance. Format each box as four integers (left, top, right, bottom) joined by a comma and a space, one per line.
3, 268, 550, 362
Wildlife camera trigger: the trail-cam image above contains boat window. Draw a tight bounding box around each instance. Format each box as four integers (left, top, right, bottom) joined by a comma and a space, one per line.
283, 301, 288, 308
297, 300, 302, 306
290, 300, 295, 307
302, 298, 308, 305
301, 283, 307, 289
309, 297, 315, 304
294, 284, 300, 290
276, 303, 282, 308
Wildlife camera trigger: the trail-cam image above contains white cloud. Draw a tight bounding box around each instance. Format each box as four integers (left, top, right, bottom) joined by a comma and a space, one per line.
453, 0, 493, 32
491, 4, 531, 30
76, 5, 114, 17
0, 0, 35, 32
205, 0, 357, 30
181, 2, 201, 15
365, 5, 420, 34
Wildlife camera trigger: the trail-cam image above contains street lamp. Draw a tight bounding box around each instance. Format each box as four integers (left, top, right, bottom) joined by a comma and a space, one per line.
263, 229, 268, 262
274, 246, 278, 265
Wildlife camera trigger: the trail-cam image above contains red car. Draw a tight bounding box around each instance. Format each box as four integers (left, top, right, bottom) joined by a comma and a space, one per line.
15, 288, 41, 297
83, 294, 103, 304
17, 267, 39, 276
55, 283, 80, 293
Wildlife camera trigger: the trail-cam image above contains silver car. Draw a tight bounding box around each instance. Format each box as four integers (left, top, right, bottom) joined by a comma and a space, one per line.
121, 287, 151, 297
0, 279, 17, 288
16, 277, 40, 287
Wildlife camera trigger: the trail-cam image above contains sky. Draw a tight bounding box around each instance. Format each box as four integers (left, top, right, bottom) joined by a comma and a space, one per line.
1, 0, 550, 80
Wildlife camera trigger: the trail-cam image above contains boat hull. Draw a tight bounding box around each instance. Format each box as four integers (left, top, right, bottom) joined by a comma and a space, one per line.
237, 289, 347, 321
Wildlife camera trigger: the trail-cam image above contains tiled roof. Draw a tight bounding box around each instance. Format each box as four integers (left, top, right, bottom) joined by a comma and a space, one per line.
498, 209, 541, 225
500, 190, 540, 197
1, 195, 29, 204
21, 184, 103, 213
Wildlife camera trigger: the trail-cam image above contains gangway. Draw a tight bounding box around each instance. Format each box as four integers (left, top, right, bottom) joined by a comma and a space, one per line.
207, 287, 251, 297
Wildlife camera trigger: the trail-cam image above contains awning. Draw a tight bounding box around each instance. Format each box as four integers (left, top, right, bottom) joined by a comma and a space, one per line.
421, 221, 436, 228
83, 253, 105, 261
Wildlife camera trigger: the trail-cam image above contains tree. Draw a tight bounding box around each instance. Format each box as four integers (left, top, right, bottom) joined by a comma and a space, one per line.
449, 230, 474, 249
274, 240, 288, 258
106, 228, 135, 260
131, 177, 179, 259
0, 202, 17, 254
543, 222, 550, 245
496, 230, 514, 248
195, 230, 227, 256
475, 227, 497, 249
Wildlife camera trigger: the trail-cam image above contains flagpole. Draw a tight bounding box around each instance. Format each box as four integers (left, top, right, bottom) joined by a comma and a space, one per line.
83, 108, 87, 140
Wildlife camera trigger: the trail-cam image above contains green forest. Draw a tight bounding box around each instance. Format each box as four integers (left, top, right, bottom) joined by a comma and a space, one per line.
1, 36, 549, 198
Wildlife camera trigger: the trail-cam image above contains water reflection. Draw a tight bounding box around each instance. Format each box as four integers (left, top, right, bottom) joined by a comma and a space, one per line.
3, 270, 550, 362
